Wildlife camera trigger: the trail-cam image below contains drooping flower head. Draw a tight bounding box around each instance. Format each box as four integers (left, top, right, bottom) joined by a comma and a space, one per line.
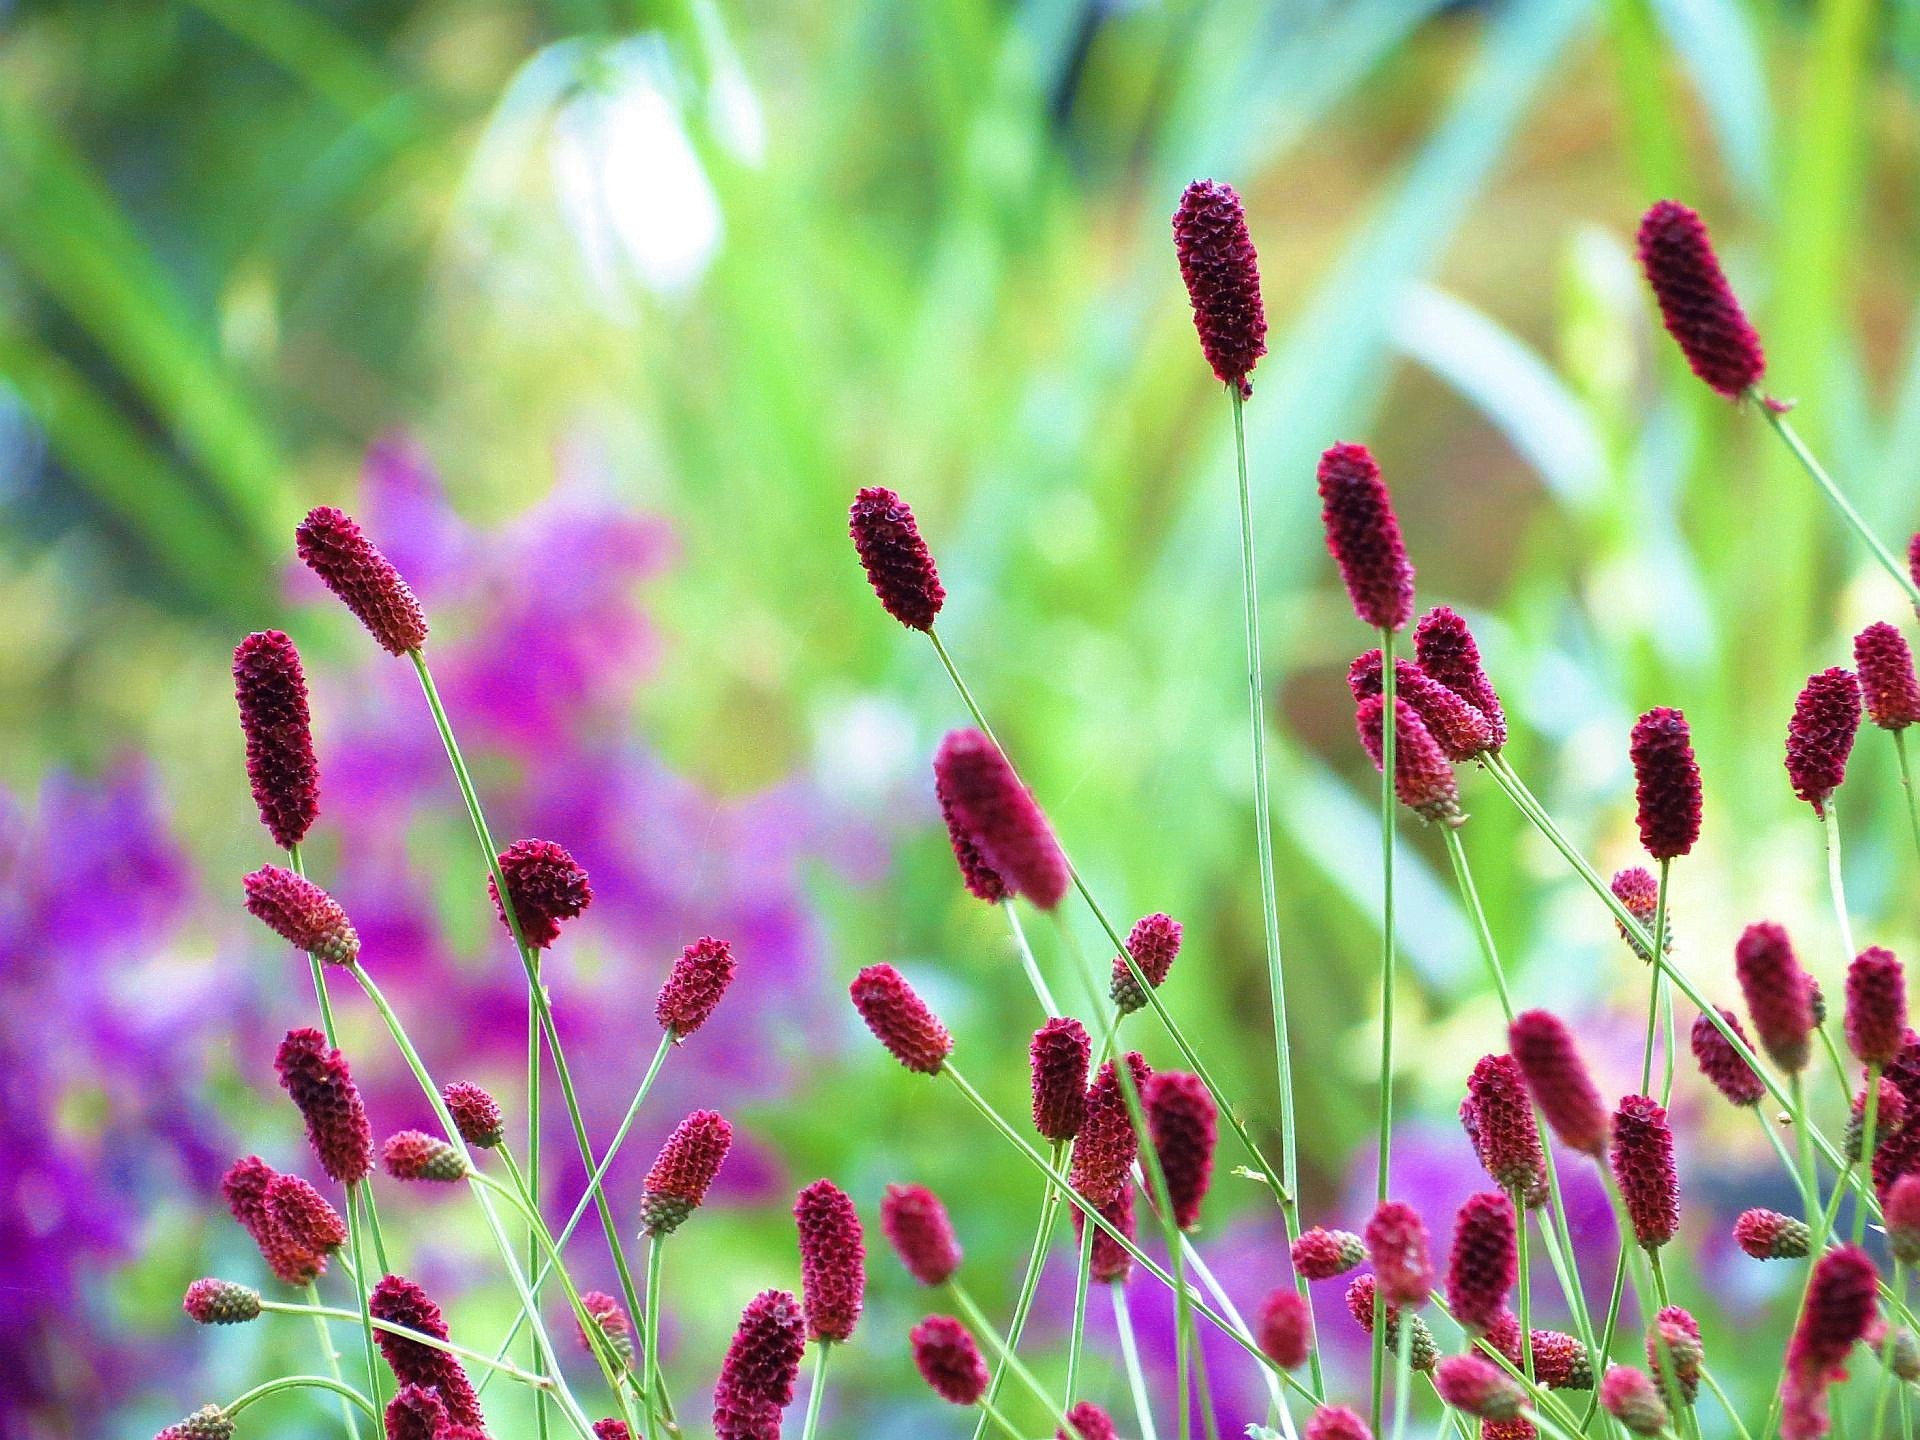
263, 1173, 347, 1255
711, 1289, 806, 1440
274, 1028, 372, 1185
936, 772, 1008, 903
1348, 651, 1493, 760
232, 630, 319, 849
1292, 1226, 1366, 1280
640, 1109, 733, 1235
1319, 442, 1414, 631
243, 865, 359, 967
794, 1178, 865, 1343
183, 1277, 261, 1325
1611, 1094, 1680, 1250
849, 963, 952, 1074
382, 1130, 467, 1183
1111, 911, 1183, 1014
1068, 1051, 1152, 1207
1446, 1191, 1517, 1336
848, 486, 946, 631
1736, 921, 1818, 1073
1305, 1406, 1373, 1440
1172, 179, 1267, 396
1855, 623, 1920, 730
657, 935, 737, 1039
1848, 1078, 1908, 1164
489, 838, 592, 950
295, 505, 429, 654
1343, 1274, 1437, 1370
1435, 1354, 1524, 1421
1645, 1305, 1703, 1404
1786, 668, 1862, 817
578, 1291, 635, 1366
1601, 1365, 1670, 1436
1462, 1053, 1548, 1200
441, 1082, 504, 1149
1690, 1008, 1765, 1107
1635, 199, 1766, 400
1508, 1011, 1608, 1155
1073, 1184, 1136, 1284
1355, 695, 1461, 826
1629, 707, 1702, 861
1145, 1070, 1216, 1230
220, 1155, 325, 1285
911, 1314, 990, 1405
1365, 1199, 1433, 1309
369, 1274, 484, 1428
1734, 1207, 1811, 1260
1847, 947, 1908, 1066
932, 729, 1070, 909
1029, 1016, 1091, 1142
1415, 606, 1507, 749
1257, 1288, 1312, 1370
881, 1182, 962, 1286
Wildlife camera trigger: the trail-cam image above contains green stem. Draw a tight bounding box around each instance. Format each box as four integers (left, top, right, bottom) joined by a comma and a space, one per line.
1824, 802, 1856, 958
1700, 1367, 1754, 1440
1517, 1208, 1535, 1387
971, 1141, 1069, 1440
1372, 625, 1399, 1439
1183, 1238, 1291, 1424
1854, 1064, 1884, 1247
302, 1279, 360, 1440
1004, 901, 1060, 1014
976, 1392, 1030, 1440
1067, 1212, 1094, 1403
1387, 1308, 1412, 1440
1894, 731, 1920, 864
220, 1375, 381, 1422
262, 1300, 556, 1387
1640, 859, 1671, 1094
1111, 1282, 1162, 1440
799, 1341, 831, 1440
529, 989, 547, 1440
643, 1235, 667, 1438
950, 1279, 1082, 1435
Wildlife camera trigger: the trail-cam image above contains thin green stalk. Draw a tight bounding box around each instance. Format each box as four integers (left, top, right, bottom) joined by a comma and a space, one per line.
1387, 1309, 1412, 1440
799, 1342, 831, 1440
1854, 1064, 1884, 1247
1067, 1214, 1094, 1402
529, 998, 547, 1440
262, 1300, 556, 1388
1111, 1282, 1162, 1440
1792, 1076, 1825, 1255
1894, 732, 1920, 863
950, 1279, 1084, 1436
302, 1279, 360, 1440
1640, 859, 1671, 1094
971, 1141, 1069, 1440
1372, 625, 1399, 1438
1004, 901, 1060, 1014
643, 1236, 667, 1439
1824, 803, 1856, 958
976, 1392, 1030, 1440
220, 1375, 381, 1422
1516, 1208, 1535, 1386
345, 1185, 385, 1419
1758, 1109, 1816, 1219
1700, 1368, 1754, 1440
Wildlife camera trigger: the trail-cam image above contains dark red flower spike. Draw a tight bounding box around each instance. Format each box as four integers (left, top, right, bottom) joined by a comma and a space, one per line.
1348, 650, 1493, 760
657, 935, 737, 1039
933, 728, 1070, 909
1446, 1190, 1517, 1336
849, 963, 952, 1074
232, 630, 319, 849
1145, 1070, 1216, 1229
244, 865, 359, 967
1785, 667, 1862, 817
1462, 1053, 1548, 1200
1610, 1094, 1680, 1250
489, 838, 592, 950
1364, 1199, 1433, 1308
1029, 1016, 1091, 1142
1629, 707, 1701, 861
1733, 1208, 1811, 1260
639, 1109, 732, 1235
1319, 442, 1414, 632
1690, 1008, 1765, 1107
1855, 623, 1920, 730
1355, 695, 1462, 825
274, 1028, 372, 1185
849, 487, 946, 632
1068, 1051, 1152, 1207
1414, 606, 1507, 749
295, 506, 429, 655
1111, 911, 1182, 1014
1172, 179, 1267, 396
1508, 1010, 1608, 1155
794, 1178, 865, 1343
1292, 1226, 1366, 1280
1735, 921, 1817, 1073
1635, 200, 1766, 401
881, 1182, 963, 1286
369, 1273, 484, 1428
1847, 947, 1908, 1066
911, 1314, 990, 1405
711, 1289, 806, 1440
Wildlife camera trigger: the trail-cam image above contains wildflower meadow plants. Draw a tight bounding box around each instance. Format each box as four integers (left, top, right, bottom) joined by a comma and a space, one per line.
166, 181, 1920, 1440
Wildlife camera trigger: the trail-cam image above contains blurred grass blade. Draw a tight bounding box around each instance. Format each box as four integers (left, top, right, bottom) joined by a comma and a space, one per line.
1649, 0, 1775, 205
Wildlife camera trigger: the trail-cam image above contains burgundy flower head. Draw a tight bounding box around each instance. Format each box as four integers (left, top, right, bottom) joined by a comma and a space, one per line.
1629, 707, 1701, 860
578, 1290, 635, 1365
1734, 1207, 1811, 1260
1462, 1053, 1548, 1199
1601, 1365, 1670, 1436
1786, 668, 1862, 816
1074, 1184, 1136, 1284
1029, 1016, 1091, 1142
849, 963, 952, 1074
1305, 1406, 1373, 1440
640, 1109, 733, 1235
711, 1289, 806, 1440
1847, 947, 1908, 1066
1611, 1094, 1680, 1250
1068, 1051, 1152, 1207
1531, 1329, 1589, 1389
295, 505, 429, 654
264, 1173, 347, 1255
1348, 651, 1493, 760
1145, 1070, 1216, 1229
936, 772, 1008, 903
1887, 1176, 1920, 1265
274, 1028, 372, 1185
383, 1385, 447, 1440
369, 1273, 483, 1428
1609, 866, 1670, 964
1172, 179, 1267, 396
183, 1277, 261, 1325
657, 935, 737, 1039
593, 1423, 633, 1440
220, 1155, 325, 1285
155, 1406, 234, 1440
932, 729, 1069, 909
1111, 911, 1183, 1014
911, 1314, 989, 1405
1435, 1354, 1523, 1421
1058, 1402, 1119, 1440
1786, 1245, 1879, 1385
382, 1129, 466, 1183
1646, 1304, 1704, 1404
881, 1182, 963, 1286
489, 838, 592, 950
1365, 1199, 1433, 1308
794, 1178, 865, 1343
1509, 1010, 1608, 1154
1292, 1226, 1366, 1280
1356, 695, 1461, 826
1258, 1287, 1312, 1370
1855, 622, 1920, 730
1415, 606, 1507, 749
1848, 1077, 1907, 1164
1636, 199, 1766, 400
1736, 921, 1817, 1073
232, 630, 319, 849
1690, 1008, 1765, 1107
1343, 1274, 1437, 1370
442, 1082, 504, 1149
243, 865, 359, 967
1319, 442, 1414, 631
1446, 1191, 1517, 1336
848, 486, 945, 631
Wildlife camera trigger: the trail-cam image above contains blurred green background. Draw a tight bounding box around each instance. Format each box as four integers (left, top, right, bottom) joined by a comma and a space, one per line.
9, 0, 1920, 1435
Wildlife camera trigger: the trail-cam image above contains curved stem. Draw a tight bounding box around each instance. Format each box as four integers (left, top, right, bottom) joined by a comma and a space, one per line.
1855, 1064, 1884, 1247
221, 1375, 380, 1422
971, 1141, 1069, 1440
1699, 1367, 1754, 1440
262, 1300, 555, 1388
302, 1279, 360, 1440
1111, 1282, 1162, 1440
1004, 901, 1059, 1014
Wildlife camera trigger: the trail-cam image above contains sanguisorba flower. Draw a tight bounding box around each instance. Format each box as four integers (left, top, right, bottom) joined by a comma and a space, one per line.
264, 1172, 347, 1255
1305, 1406, 1373, 1440
369, 1273, 484, 1428
243, 865, 360, 967
1110, 911, 1182, 1014
382, 1130, 467, 1183
1611, 1094, 1680, 1250
911, 1314, 990, 1405
1635, 199, 1766, 401
1414, 606, 1507, 749
295, 505, 429, 655
1849, 1078, 1908, 1163
1029, 1016, 1091, 1142
1786, 667, 1863, 817
1069, 1052, 1153, 1207
639, 1109, 733, 1235
1733, 1207, 1812, 1260
441, 1082, 504, 1149
1257, 1288, 1312, 1370
1364, 1199, 1433, 1309
935, 771, 1008, 903
1610, 867, 1668, 963
1446, 1191, 1516, 1336
933, 728, 1070, 910
1628, 707, 1701, 861
155, 1405, 234, 1440
1846, 946, 1908, 1066
1291, 1226, 1366, 1280
1434, 1353, 1524, 1421
1075, 1185, 1137, 1284
848, 486, 946, 632
579, 1291, 635, 1365
849, 963, 953, 1074
232, 630, 319, 850
1646, 1305, 1704, 1404
656, 935, 737, 1039
1343, 1274, 1437, 1370
183, 1277, 262, 1325
1690, 1008, 1765, 1107
881, 1182, 963, 1286
1601, 1365, 1670, 1437
1318, 442, 1414, 632
1509, 1010, 1608, 1155
1355, 695, 1462, 825
711, 1289, 806, 1440
489, 837, 592, 950
220, 1155, 325, 1285
1855, 622, 1920, 730
1886, 1176, 1920, 1265
1347, 651, 1493, 761
1735, 921, 1817, 1073
1781, 1245, 1880, 1440
1462, 1053, 1548, 1200
1145, 1070, 1216, 1230
274, 1028, 372, 1185
1171, 179, 1267, 396
794, 1178, 865, 1344
1058, 1402, 1119, 1440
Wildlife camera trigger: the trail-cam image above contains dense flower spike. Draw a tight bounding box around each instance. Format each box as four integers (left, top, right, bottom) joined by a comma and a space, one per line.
1072, 1187, 1136, 1284
1887, 1176, 1920, 1264
1735, 921, 1818, 1073
1355, 695, 1462, 825
657, 935, 737, 1039
274, 1028, 372, 1185
932, 729, 1070, 909
382, 1129, 467, 1183
1690, 1008, 1765, 1107
1111, 911, 1183, 1013
1462, 1054, 1548, 1199
232, 631, 320, 849
1069, 1052, 1153, 1207
1850, 1079, 1910, 1162
1347, 651, 1494, 761
220, 1155, 324, 1285
1785, 667, 1862, 816
384, 1385, 447, 1440
369, 1273, 484, 1428
1610, 1094, 1680, 1249
263, 1173, 347, 1254
1531, 1329, 1588, 1389
1855, 622, 1920, 730
1629, 707, 1702, 860
1509, 1011, 1608, 1154
711, 1289, 806, 1440
1319, 442, 1414, 631
640, 1109, 733, 1235
1635, 199, 1766, 400
1601, 1365, 1670, 1436
1646, 1305, 1703, 1404
1344, 1274, 1438, 1370
441, 1082, 504, 1149
155, 1406, 235, 1440
1365, 1199, 1433, 1308
1435, 1354, 1524, 1421
1258, 1287, 1313, 1370
295, 505, 429, 654
1781, 1246, 1880, 1440
794, 1178, 865, 1343
1057, 1402, 1119, 1440
1734, 1208, 1812, 1260
848, 963, 953, 1074
243, 865, 359, 967
1292, 1226, 1367, 1280
578, 1290, 635, 1365
911, 1314, 990, 1405
183, 1277, 261, 1325
489, 838, 592, 950
1847, 947, 1908, 1066
1610, 868, 1665, 962
1171, 179, 1267, 395
593, 1423, 633, 1440
1447, 1191, 1517, 1335
1305, 1406, 1373, 1440
848, 486, 946, 631
881, 1182, 963, 1286
1414, 606, 1507, 749
935, 773, 1008, 903
1145, 1070, 1216, 1229
1029, 1016, 1092, 1141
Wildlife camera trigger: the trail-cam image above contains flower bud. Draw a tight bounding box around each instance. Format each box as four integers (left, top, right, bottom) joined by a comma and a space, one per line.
657, 935, 736, 1039
1029, 1016, 1091, 1142
849, 486, 945, 631
794, 1178, 865, 1343
849, 963, 952, 1074
1291, 1226, 1367, 1280
1365, 1199, 1433, 1309
1319, 442, 1414, 632
881, 1182, 962, 1286
911, 1315, 990, 1405
295, 505, 429, 654
1145, 1070, 1216, 1230
1509, 1011, 1608, 1155
933, 729, 1069, 909
1446, 1191, 1517, 1336
442, 1082, 504, 1149
244, 865, 359, 966
232, 630, 319, 850
1111, 911, 1182, 1014
1629, 707, 1701, 860
1257, 1288, 1312, 1370
1786, 667, 1862, 817
1610, 1094, 1680, 1250
275, 1028, 372, 1185
1172, 179, 1267, 396
1435, 1354, 1524, 1421
1854, 622, 1920, 730
1414, 606, 1506, 749
382, 1130, 467, 1183
183, 1278, 261, 1325
490, 838, 592, 950
712, 1289, 805, 1440
639, 1109, 732, 1235
1635, 200, 1766, 400
1734, 1207, 1811, 1260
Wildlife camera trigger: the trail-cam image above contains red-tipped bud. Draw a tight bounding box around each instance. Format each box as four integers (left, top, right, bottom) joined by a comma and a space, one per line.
1145, 1070, 1216, 1230
183, 1278, 261, 1325
1447, 1191, 1517, 1335
1258, 1288, 1313, 1370
936, 772, 1008, 903
1344, 1274, 1438, 1370
932, 729, 1069, 909
911, 1314, 989, 1405
1887, 1176, 1920, 1265
1029, 1016, 1091, 1142
1610, 1094, 1680, 1250
219, 1155, 325, 1286
382, 1129, 467, 1183
1436, 1354, 1524, 1421
1463, 1054, 1548, 1199
1509, 1011, 1608, 1155
881, 1182, 962, 1286
1319, 443, 1414, 631
1601, 1365, 1670, 1436
794, 1178, 865, 1343
1734, 1207, 1811, 1260
1415, 607, 1507, 749
243, 866, 359, 967
1530, 1330, 1589, 1389
264, 1172, 347, 1254
1356, 695, 1462, 825
232, 631, 319, 849
1111, 911, 1183, 1014
1305, 1406, 1373, 1440
1610, 867, 1664, 963
274, 1028, 372, 1185
1854, 623, 1920, 730
1365, 1199, 1433, 1309
384, 1385, 448, 1440
1646, 1305, 1703, 1404
849, 963, 952, 1074
848, 486, 945, 631
711, 1289, 805, 1440
1786, 668, 1862, 817
489, 838, 592, 950
1172, 179, 1267, 396
1635, 200, 1765, 400
655, 935, 736, 1039
1690, 1008, 1765, 1107
1068, 1052, 1152, 1207
295, 506, 429, 654
155, 1406, 235, 1440
1629, 707, 1701, 860
1787, 1245, 1879, 1380
1292, 1226, 1367, 1280
578, 1291, 635, 1366
640, 1109, 732, 1235
441, 1082, 504, 1148
1736, 921, 1818, 1073
1848, 1078, 1906, 1164
369, 1274, 484, 1428
1848, 947, 1908, 1066
1058, 1402, 1119, 1440
1073, 1185, 1136, 1284
1348, 651, 1493, 760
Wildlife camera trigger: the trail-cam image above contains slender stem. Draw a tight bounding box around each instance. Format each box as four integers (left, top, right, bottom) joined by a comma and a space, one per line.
302, 1279, 360, 1440
263, 1301, 556, 1387
1792, 1076, 1824, 1255
1700, 1368, 1754, 1440
1372, 625, 1398, 1438
799, 1342, 831, 1440
1184, 1238, 1291, 1428
529, 990, 547, 1440
1758, 1108, 1815, 1220
976, 1393, 1030, 1440
1640, 859, 1672, 1094
1387, 1309, 1412, 1440
1067, 1213, 1094, 1403
1824, 803, 1856, 958
1111, 1283, 1163, 1440
950, 1280, 1082, 1434
220, 1375, 381, 1422
643, 1235, 667, 1439
1893, 731, 1920, 863
1855, 1065, 1884, 1247
1004, 901, 1060, 1014
972, 1142, 1069, 1440
1516, 1207, 1535, 1386
345, 1185, 385, 1421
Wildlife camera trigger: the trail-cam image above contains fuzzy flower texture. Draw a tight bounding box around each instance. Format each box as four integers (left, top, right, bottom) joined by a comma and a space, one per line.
232, 630, 320, 849
1172, 179, 1267, 396
1636, 199, 1766, 400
